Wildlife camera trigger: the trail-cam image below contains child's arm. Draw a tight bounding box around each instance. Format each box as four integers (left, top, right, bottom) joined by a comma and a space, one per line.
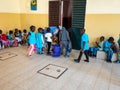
26, 32, 31, 39
95, 42, 101, 48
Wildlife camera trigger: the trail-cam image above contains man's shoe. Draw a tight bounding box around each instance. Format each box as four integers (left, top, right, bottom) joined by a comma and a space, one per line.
84, 60, 89, 62
74, 59, 80, 63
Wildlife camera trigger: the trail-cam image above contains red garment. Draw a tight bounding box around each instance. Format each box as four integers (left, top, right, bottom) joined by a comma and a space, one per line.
1, 34, 8, 41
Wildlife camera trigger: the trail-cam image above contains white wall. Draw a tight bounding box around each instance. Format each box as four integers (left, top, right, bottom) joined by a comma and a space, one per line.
0, 0, 20, 13
86, 0, 120, 14
19, 0, 49, 14
0, 0, 49, 14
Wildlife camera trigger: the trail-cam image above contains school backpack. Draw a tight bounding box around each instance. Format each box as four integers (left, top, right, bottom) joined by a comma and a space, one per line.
52, 45, 61, 57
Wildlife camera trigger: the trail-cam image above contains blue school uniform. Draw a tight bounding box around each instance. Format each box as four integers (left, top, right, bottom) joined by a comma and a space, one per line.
28, 31, 36, 44
36, 32, 44, 54
81, 33, 89, 50
118, 38, 120, 48
89, 41, 104, 57
7, 34, 13, 46
103, 40, 113, 61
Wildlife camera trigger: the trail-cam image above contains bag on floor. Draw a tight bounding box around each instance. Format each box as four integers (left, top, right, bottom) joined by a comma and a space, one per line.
52, 45, 60, 57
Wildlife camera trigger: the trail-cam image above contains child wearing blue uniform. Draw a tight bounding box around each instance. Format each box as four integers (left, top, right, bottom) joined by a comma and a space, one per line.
36, 28, 44, 54
27, 25, 36, 56
74, 28, 89, 63
7, 30, 14, 46
103, 37, 114, 63
89, 36, 105, 57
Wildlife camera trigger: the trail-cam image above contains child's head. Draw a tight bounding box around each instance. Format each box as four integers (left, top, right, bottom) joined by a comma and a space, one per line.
80, 28, 85, 35
100, 36, 105, 42
108, 37, 114, 43
15, 28, 18, 32
30, 25, 35, 32
0, 30, 2, 34
38, 27, 43, 33
47, 28, 50, 33
19, 30, 22, 34
9, 30, 13, 35
23, 29, 27, 33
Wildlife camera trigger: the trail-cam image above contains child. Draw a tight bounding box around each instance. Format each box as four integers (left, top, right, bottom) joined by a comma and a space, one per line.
7, 30, 14, 47
74, 28, 89, 63
45, 28, 52, 55
27, 25, 36, 56
118, 34, 120, 48
22, 29, 28, 45
14, 28, 21, 46
36, 28, 44, 54
0, 30, 9, 48
114, 35, 120, 63
89, 36, 105, 57
0, 30, 3, 49
103, 37, 114, 63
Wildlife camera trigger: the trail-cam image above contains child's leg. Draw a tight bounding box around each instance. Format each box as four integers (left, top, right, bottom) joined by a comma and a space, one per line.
27, 44, 34, 56
106, 50, 113, 62
47, 42, 51, 54
93, 47, 99, 57
40, 47, 42, 54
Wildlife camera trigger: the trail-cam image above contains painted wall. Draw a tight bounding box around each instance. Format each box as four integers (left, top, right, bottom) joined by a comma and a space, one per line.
85, 0, 120, 45
0, 0, 49, 33
0, 0, 120, 45
0, 0, 21, 33
19, 0, 49, 30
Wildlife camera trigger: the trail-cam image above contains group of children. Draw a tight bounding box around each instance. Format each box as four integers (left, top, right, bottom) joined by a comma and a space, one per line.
0, 29, 28, 49
89, 35, 120, 63
0, 25, 71, 58
27, 25, 72, 57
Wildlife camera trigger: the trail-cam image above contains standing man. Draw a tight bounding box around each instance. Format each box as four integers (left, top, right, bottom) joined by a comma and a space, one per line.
74, 28, 89, 63
59, 27, 70, 56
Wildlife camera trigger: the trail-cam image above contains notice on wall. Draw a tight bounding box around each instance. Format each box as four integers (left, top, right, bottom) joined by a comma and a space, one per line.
31, 0, 37, 10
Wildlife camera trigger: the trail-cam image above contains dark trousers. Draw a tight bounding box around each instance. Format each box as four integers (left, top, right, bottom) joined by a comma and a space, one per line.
78, 50, 89, 62
47, 42, 51, 54
0, 41, 2, 47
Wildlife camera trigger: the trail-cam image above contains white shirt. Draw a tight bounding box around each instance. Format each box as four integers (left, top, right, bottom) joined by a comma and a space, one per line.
45, 33, 52, 42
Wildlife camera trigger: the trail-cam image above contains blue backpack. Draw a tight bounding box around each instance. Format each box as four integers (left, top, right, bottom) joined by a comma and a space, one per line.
52, 45, 61, 57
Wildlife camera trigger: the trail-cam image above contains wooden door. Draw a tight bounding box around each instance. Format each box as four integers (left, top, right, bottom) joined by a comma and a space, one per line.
49, 1, 60, 26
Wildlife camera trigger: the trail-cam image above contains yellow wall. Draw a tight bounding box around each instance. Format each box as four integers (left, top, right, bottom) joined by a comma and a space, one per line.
85, 14, 120, 45
85, 0, 120, 46
19, 0, 49, 30
0, 0, 21, 33
0, 0, 49, 33
0, 0, 120, 45
20, 14, 48, 30
0, 13, 21, 33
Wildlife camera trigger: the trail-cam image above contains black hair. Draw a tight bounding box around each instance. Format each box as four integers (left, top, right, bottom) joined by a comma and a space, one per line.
19, 30, 22, 33
47, 28, 50, 32
0, 30, 2, 34
108, 37, 114, 42
38, 27, 42, 32
30, 25, 35, 32
23, 29, 27, 33
100, 36, 105, 40
9, 30, 13, 34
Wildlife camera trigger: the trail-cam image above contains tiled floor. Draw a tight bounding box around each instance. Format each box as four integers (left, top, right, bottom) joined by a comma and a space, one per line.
0, 46, 120, 90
